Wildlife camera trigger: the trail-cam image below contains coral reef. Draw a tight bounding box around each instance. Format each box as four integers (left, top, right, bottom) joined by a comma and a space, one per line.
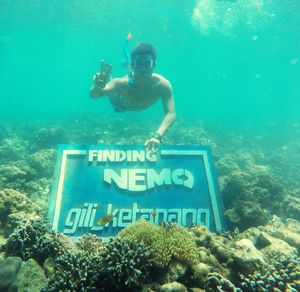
0, 160, 36, 188
1, 117, 300, 290
205, 272, 238, 292
75, 233, 105, 255
118, 221, 199, 269
98, 237, 154, 291
4, 219, 70, 264
29, 149, 56, 178
239, 255, 300, 291
44, 250, 101, 291
33, 127, 66, 148
118, 220, 170, 268
222, 171, 285, 230
283, 195, 300, 222
0, 137, 28, 163
0, 188, 41, 235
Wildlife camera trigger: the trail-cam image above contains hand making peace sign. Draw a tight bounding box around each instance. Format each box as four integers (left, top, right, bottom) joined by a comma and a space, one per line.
93, 60, 112, 89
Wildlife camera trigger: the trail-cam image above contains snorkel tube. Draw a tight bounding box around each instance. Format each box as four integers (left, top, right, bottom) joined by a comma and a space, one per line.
123, 32, 135, 87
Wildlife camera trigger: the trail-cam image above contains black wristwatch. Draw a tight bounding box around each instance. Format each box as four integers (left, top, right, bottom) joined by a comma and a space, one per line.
152, 132, 162, 142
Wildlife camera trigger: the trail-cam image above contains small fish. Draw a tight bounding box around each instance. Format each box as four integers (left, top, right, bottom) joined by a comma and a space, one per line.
151, 209, 157, 218
97, 214, 114, 225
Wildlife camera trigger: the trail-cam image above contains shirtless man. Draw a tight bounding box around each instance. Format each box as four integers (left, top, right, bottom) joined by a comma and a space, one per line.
89, 43, 176, 151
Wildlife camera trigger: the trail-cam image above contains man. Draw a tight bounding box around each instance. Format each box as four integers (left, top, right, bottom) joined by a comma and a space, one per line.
89, 42, 176, 151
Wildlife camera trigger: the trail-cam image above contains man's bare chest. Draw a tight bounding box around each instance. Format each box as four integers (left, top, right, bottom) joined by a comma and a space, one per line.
118, 86, 160, 109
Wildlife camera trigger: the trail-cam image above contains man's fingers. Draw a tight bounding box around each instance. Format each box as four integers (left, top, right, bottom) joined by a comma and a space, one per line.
100, 60, 105, 73
105, 64, 112, 78
93, 73, 101, 82
146, 141, 157, 153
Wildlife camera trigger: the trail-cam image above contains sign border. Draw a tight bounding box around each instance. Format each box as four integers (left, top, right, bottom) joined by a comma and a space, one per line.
48, 145, 226, 233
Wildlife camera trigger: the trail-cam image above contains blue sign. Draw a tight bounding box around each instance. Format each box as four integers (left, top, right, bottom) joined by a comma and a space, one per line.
48, 145, 226, 239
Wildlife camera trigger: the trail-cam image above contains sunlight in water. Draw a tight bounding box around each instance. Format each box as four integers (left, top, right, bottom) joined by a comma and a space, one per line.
192, 0, 275, 35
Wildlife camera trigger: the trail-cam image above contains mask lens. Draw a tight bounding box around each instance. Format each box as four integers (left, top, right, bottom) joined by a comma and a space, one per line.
133, 56, 154, 70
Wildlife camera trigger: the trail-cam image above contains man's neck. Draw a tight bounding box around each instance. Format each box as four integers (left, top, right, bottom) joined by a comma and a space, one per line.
133, 74, 152, 87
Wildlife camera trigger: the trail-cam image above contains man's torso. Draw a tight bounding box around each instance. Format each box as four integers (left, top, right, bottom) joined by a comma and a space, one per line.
110, 73, 166, 111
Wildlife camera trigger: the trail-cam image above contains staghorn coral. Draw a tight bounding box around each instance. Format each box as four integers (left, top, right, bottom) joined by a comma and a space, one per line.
5, 219, 72, 264
44, 250, 101, 291
118, 220, 198, 269
239, 255, 300, 291
99, 237, 153, 291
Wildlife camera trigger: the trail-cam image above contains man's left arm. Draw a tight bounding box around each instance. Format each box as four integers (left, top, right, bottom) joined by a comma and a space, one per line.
145, 81, 176, 150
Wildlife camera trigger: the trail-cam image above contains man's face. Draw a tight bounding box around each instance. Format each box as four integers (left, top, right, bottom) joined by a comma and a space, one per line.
132, 54, 155, 78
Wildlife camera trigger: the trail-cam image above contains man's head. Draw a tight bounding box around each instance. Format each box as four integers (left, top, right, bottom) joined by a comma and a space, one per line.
131, 43, 156, 76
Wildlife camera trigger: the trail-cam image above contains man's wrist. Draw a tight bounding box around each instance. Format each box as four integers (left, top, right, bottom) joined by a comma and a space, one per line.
152, 132, 162, 142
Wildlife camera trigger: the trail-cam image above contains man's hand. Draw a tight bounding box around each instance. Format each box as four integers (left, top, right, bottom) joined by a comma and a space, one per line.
144, 133, 162, 152
93, 60, 112, 89
144, 137, 160, 152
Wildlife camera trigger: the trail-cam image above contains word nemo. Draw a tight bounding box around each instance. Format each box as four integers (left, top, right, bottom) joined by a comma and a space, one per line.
104, 168, 195, 191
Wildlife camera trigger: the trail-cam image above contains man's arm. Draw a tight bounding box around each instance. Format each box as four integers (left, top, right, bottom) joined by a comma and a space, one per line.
144, 80, 176, 151
156, 81, 176, 136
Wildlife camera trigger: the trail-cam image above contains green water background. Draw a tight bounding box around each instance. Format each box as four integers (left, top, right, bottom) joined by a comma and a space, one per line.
0, 0, 299, 129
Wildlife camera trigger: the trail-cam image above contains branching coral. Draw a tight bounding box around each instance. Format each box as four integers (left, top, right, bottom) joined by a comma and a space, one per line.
99, 237, 153, 291
44, 250, 101, 291
239, 255, 300, 291
5, 219, 71, 264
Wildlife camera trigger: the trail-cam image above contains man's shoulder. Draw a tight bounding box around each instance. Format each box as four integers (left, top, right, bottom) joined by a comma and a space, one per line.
153, 73, 172, 90
108, 76, 129, 91
152, 74, 173, 98
112, 76, 128, 85
153, 73, 172, 95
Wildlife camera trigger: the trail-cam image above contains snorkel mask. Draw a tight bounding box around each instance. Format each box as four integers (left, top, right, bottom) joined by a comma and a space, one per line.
123, 34, 156, 86
132, 54, 155, 72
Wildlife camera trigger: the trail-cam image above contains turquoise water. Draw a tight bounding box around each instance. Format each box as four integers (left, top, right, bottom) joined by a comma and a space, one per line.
0, 0, 299, 127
